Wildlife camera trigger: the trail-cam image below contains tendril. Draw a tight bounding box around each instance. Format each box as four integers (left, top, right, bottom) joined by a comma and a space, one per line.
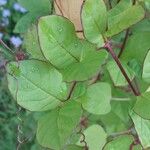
77, 128, 88, 150
16, 106, 24, 150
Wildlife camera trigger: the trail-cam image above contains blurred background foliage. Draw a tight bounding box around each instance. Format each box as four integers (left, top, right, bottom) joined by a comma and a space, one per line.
0, 0, 52, 149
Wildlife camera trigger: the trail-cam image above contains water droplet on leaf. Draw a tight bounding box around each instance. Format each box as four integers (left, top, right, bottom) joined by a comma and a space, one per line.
74, 43, 78, 47
58, 27, 63, 32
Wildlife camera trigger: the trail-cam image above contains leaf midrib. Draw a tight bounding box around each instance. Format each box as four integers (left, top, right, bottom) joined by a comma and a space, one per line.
20, 74, 62, 101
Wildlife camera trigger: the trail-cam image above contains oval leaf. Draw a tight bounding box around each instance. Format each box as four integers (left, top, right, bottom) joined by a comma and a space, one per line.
133, 92, 150, 119
15, 0, 52, 33
37, 101, 82, 150
81, 82, 111, 115
38, 15, 80, 69
103, 135, 134, 150
61, 48, 108, 81
77, 124, 107, 150
130, 111, 150, 149
24, 25, 45, 60
81, 0, 107, 47
106, 5, 145, 37
7, 60, 67, 111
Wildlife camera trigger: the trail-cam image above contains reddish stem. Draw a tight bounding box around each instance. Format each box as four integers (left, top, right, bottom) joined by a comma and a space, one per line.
104, 42, 140, 96
118, 29, 130, 58
129, 141, 135, 150
66, 81, 77, 100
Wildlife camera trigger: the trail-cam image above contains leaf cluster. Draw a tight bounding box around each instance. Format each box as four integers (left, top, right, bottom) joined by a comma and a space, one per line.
5, 0, 150, 149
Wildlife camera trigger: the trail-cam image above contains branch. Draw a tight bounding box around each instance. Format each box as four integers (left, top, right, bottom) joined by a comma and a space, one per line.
0, 39, 16, 61
77, 128, 88, 150
109, 129, 131, 138
108, 0, 112, 9
118, 28, 130, 58
132, 0, 136, 5
118, 0, 136, 58
89, 72, 101, 85
66, 81, 77, 100
0, 39, 14, 54
129, 138, 140, 150
104, 42, 140, 96
54, 0, 64, 16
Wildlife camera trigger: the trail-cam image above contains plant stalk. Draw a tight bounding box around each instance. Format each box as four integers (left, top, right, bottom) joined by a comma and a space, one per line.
0, 39, 14, 54
66, 81, 77, 100
104, 42, 140, 96
118, 28, 130, 58
0, 39, 15, 60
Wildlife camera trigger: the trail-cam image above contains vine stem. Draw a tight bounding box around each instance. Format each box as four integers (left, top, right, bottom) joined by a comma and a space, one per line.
77, 128, 88, 150
0, 39, 14, 54
104, 42, 140, 96
66, 81, 77, 100
118, 28, 130, 58
109, 129, 131, 137
118, 0, 136, 58
129, 138, 140, 150
108, 0, 112, 9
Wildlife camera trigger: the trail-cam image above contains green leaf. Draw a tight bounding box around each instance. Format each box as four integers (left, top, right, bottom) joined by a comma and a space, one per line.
143, 50, 150, 83
14, 0, 51, 33
128, 59, 142, 78
108, 0, 132, 21
106, 4, 145, 37
81, 82, 111, 115
14, 13, 37, 33
6, 60, 67, 111
120, 32, 150, 63
103, 135, 134, 150
0, 45, 15, 60
106, 61, 135, 87
107, 0, 132, 30
71, 82, 86, 100
130, 111, 150, 149
24, 25, 45, 60
38, 15, 108, 80
38, 15, 80, 69
131, 19, 150, 33
81, 0, 107, 47
61, 49, 108, 81
145, 0, 150, 10
36, 101, 82, 150
77, 124, 107, 150
98, 101, 134, 135
18, 0, 52, 13
133, 92, 150, 119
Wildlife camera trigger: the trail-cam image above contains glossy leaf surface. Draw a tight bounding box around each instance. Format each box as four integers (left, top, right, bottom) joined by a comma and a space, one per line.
7, 60, 67, 111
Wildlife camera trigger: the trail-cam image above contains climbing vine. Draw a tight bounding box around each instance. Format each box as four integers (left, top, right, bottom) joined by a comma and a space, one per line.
1, 0, 150, 149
